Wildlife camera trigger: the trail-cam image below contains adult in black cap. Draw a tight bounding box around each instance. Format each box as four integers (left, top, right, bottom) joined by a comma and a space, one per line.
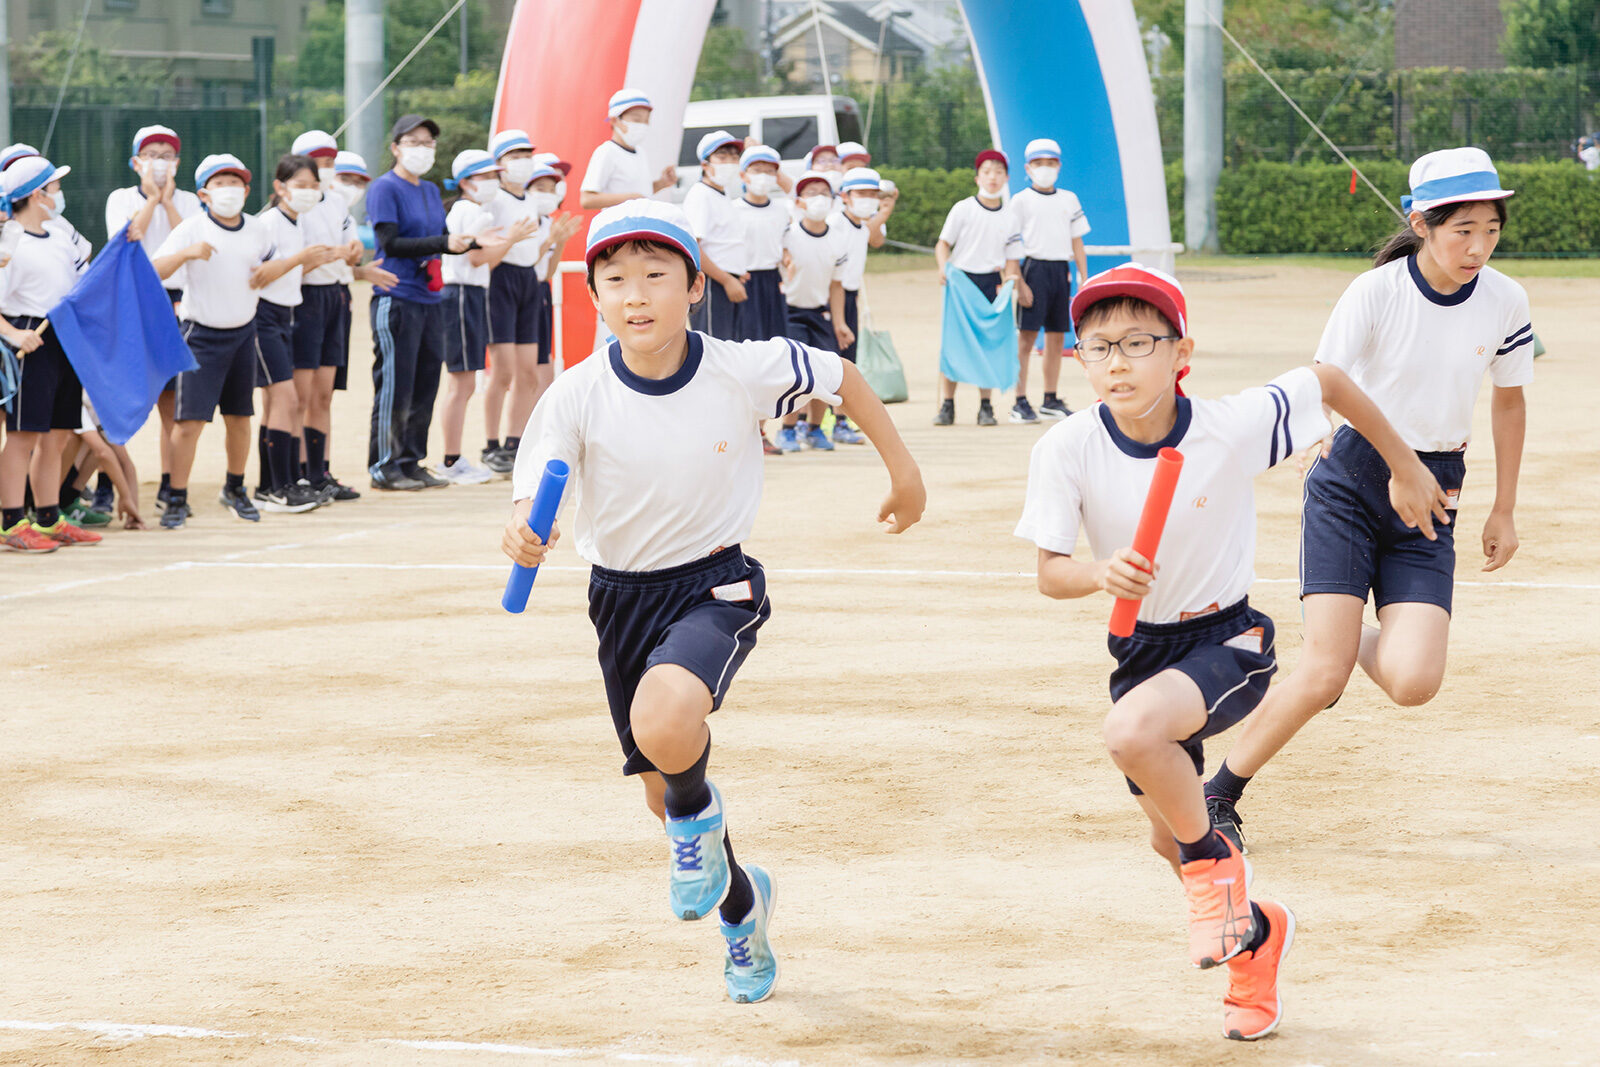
364, 113, 477, 490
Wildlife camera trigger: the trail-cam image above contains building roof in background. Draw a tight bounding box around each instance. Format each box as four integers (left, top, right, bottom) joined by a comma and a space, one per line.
773, 1, 926, 57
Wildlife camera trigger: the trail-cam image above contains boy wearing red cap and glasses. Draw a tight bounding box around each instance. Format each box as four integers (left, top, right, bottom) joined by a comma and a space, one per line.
1014, 264, 1445, 1040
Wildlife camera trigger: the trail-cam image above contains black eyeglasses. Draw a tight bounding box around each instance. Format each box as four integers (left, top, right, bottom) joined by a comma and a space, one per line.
1076, 333, 1180, 362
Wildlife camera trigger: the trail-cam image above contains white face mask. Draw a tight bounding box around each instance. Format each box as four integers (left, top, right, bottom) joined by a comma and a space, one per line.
47, 191, 66, 219
319, 167, 337, 190
207, 186, 247, 217
465, 179, 501, 206
287, 187, 322, 214
745, 173, 776, 196
399, 145, 435, 176
1029, 165, 1060, 188
333, 180, 365, 208
502, 157, 537, 185
803, 195, 832, 221
616, 120, 649, 149
976, 179, 1005, 199
144, 158, 172, 185
709, 162, 740, 189
531, 191, 560, 215
555, 179, 567, 202
849, 195, 880, 218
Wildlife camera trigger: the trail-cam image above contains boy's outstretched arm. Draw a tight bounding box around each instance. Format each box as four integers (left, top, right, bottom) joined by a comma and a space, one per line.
834, 362, 925, 533
1312, 363, 1451, 539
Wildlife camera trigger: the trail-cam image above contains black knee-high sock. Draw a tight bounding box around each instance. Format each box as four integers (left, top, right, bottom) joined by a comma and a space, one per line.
96, 471, 113, 494
160, 472, 171, 492
719, 833, 755, 924
1206, 760, 1252, 804
257, 427, 272, 493
290, 435, 304, 483
661, 740, 713, 818
23, 475, 34, 512
304, 427, 327, 482
59, 465, 80, 507
268, 429, 294, 492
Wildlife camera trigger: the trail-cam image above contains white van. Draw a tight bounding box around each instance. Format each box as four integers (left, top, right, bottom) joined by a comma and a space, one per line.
675, 94, 863, 191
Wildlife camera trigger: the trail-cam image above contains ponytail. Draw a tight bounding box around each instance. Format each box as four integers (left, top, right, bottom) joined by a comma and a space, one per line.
1374, 198, 1508, 267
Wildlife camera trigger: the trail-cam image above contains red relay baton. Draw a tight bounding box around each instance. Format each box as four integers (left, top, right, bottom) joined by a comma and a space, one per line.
1109, 447, 1185, 638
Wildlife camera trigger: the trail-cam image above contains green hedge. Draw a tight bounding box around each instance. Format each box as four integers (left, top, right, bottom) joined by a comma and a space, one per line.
874, 161, 1600, 256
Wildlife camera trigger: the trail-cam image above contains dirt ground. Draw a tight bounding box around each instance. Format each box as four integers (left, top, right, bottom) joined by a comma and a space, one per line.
2, 260, 1597, 1066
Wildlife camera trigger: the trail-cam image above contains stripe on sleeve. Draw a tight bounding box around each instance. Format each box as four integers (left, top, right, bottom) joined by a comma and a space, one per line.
1500, 322, 1532, 346
785, 339, 816, 415
773, 339, 804, 419
1496, 334, 1533, 356
1265, 383, 1291, 467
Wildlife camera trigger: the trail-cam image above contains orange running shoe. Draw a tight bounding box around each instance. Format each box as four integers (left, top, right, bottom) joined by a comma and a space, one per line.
1, 519, 61, 553
1180, 834, 1254, 968
1223, 897, 1295, 1041
38, 518, 102, 546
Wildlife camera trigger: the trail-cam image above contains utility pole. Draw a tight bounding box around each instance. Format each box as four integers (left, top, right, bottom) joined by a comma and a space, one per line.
1183, 0, 1223, 253
459, 1, 468, 78
253, 36, 274, 212
345, 0, 386, 195
0, 0, 10, 145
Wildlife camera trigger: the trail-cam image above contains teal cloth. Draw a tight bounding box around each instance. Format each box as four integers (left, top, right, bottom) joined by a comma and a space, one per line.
939, 270, 1018, 390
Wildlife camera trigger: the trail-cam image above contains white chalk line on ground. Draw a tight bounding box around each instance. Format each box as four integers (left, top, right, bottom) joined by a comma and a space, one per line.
0, 1018, 790, 1064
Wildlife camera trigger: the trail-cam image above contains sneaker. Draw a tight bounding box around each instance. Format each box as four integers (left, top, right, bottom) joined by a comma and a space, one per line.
1223, 899, 1295, 1041
440, 458, 494, 485
1207, 795, 1248, 855
155, 483, 172, 513
762, 436, 783, 456
1181, 834, 1254, 969
831, 418, 865, 445
976, 399, 998, 426
1039, 396, 1072, 420
317, 475, 361, 502
90, 484, 115, 513
370, 465, 424, 491
37, 519, 102, 546
255, 486, 318, 514
218, 485, 262, 522
1, 519, 61, 552
776, 426, 801, 453
63, 500, 113, 527
933, 399, 954, 426
664, 783, 732, 922
159, 501, 191, 529
803, 424, 835, 451
720, 865, 779, 1004
480, 446, 515, 474
402, 463, 449, 489
1009, 397, 1039, 424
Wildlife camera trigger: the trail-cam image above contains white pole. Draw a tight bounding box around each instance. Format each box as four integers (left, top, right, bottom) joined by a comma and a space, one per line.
0, 0, 10, 146
345, 0, 386, 207
1183, 0, 1223, 253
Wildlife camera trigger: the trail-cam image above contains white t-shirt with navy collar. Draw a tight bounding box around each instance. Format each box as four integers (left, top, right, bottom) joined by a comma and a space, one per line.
683, 180, 747, 276
1016, 366, 1331, 625
827, 208, 882, 292
486, 187, 546, 268
254, 205, 306, 308
442, 199, 495, 288
734, 195, 789, 271
1314, 255, 1533, 452
938, 195, 1023, 275
0, 217, 92, 317
1010, 185, 1090, 261
300, 193, 357, 285
155, 210, 276, 330
579, 139, 656, 201
104, 185, 203, 268
513, 331, 845, 572
781, 220, 848, 308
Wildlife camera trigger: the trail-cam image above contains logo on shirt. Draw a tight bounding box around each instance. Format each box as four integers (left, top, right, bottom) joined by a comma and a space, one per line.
713, 440, 728, 453
1192, 496, 1208, 508
1475, 345, 1486, 356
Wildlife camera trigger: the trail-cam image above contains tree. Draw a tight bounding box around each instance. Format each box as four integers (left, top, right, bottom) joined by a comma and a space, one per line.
1133, 0, 1394, 70
1502, 0, 1600, 68
9, 30, 172, 90
294, 0, 500, 90
690, 25, 774, 100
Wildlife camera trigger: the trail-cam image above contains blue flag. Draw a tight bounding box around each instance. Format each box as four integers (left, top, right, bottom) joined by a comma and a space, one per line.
939, 269, 1018, 391
49, 226, 197, 445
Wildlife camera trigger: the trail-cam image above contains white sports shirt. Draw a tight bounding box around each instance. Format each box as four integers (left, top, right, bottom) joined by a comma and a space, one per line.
938, 196, 1023, 274
486, 189, 545, 268
683, 180, 747, 276
1016, 367, 1332, 625
155, 211, 276, 329
300, 194, 356, 285
781, 221, 848, 308
734, 196, 788, 271
1314, 256, 1533, 452
579, 139, 655, 200
254, 205, 305, 308
442, 199, 495, 288
104, 186, 203, 268
1010, 186, 1090, 260
0, 218, 91, 317
513, 332, 845, 572
828, 209, 881, 292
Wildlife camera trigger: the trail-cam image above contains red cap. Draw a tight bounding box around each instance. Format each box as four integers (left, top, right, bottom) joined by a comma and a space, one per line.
974, 148, 1008, 172
1071, 263, 1191, 394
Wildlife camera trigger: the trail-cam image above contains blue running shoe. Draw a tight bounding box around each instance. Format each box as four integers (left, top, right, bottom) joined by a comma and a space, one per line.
665, 783, 731, 921
720, 864, 778, 1004
776, 426, 801, 453
803, 424, 835, 451
831, 418, 865, 445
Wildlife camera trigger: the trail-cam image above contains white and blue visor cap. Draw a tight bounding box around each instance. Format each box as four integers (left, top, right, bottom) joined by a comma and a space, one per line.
1402, 147, 1514, 215
1025, 138, 1062, 164
585, 200, 701, 271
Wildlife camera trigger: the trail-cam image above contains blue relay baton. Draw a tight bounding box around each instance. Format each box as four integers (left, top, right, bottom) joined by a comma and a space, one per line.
502, 458, 570, 614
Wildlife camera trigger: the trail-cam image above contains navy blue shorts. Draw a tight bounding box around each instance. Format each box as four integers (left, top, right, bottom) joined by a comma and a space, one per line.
294, 283, 350, 370
691, 276, 743, 340
333, 285, 353, 390
1108, 599, 1277, 795
253, 300, 296, 387
1018, 258, 1072, 333
840, 288, 860, 363
739, 268, 788, 341
489, 262, 543, 346
4, 315, 81, 433
442, 283, 489, 373
537, 278, 553, 355
785, 304, 837, 352
958, 269, 1002, 302
1301, 425, 1465, 613
588, 547, 771, 776
175, 321, 256, 422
